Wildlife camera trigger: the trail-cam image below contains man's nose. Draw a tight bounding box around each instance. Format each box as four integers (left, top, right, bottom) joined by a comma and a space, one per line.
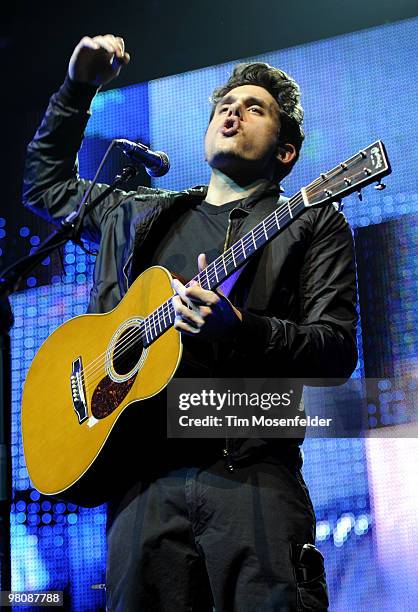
227, 102, 243, 118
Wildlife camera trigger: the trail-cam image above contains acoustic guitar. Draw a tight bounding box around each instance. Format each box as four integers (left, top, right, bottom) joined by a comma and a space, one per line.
21, 141, 391, 505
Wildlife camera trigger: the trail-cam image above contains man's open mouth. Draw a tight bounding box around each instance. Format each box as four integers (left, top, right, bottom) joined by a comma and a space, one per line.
221, 116, 240, 136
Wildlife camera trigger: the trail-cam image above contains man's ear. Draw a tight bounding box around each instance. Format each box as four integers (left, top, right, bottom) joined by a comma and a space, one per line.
276, 143, 297, 166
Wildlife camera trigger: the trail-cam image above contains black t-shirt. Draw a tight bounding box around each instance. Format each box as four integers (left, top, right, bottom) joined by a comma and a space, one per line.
150, 199, 240, 280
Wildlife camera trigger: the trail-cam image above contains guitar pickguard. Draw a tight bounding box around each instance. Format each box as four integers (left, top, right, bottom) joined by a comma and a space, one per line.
91, 372, 137, 419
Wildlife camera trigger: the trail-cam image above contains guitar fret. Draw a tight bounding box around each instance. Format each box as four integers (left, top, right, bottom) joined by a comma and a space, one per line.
263, 221, 268, 240
205, 267, 210, 290
239, 240, 246, 260
251, 231, 256, 250
145, 317, 150, 344
246, 234, 255, 253
288, 201, 293, 218
231, 246, 237, 267
222, 255, 227, 275
213, 263, 219, 283
243, 235, 250, 255
168, 300, 175, 323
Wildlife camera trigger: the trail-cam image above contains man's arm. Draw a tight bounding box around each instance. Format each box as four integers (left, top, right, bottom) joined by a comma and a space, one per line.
235, 204, 359, 379
22, 35, 130, 243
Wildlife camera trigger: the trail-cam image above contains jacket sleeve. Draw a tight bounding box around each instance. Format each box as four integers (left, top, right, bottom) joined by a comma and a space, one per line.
234, 204, 358, 380
22, 76, 127, 244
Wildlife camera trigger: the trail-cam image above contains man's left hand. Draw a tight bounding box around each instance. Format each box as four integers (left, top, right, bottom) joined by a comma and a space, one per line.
171, 253, 242, 339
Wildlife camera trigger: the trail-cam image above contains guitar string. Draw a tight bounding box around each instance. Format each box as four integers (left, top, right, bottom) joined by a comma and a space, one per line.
78, 194, 306, 386
78, 186, 328, 387
79, 160, 367, 386
78, 166, 353, 387
79, 163, 359, 387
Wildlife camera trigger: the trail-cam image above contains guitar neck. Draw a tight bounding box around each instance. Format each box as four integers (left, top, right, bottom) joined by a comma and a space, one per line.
195, 193, 306, 291
141, 192, 306, 346
141, 139, 392, 346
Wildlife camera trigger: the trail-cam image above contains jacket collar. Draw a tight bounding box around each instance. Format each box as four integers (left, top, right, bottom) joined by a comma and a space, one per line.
180, 179, 283, 213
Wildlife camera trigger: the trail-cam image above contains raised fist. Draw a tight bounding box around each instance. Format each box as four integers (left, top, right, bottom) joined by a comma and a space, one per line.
68, 34, 130, 87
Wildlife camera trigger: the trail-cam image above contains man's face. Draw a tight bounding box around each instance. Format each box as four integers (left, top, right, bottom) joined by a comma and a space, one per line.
205, 84, 282, 181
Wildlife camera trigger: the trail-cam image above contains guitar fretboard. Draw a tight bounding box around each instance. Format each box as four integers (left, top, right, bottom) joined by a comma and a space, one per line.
141, 192, 306, 346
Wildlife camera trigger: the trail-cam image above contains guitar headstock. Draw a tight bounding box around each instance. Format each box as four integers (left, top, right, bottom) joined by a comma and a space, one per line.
303, 140, 392, 208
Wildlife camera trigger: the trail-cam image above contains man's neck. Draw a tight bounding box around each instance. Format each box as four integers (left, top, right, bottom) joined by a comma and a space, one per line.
205, 169, 271, 206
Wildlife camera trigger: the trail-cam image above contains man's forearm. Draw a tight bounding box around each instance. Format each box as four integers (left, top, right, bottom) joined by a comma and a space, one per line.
233, 309, 357, 380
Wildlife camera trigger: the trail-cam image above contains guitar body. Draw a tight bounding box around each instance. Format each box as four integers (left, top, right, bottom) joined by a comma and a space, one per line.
21, 266, 182, 505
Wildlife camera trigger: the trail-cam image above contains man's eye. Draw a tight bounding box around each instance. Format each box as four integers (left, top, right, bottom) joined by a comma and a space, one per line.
249, 106, 262, 114
219, 106, 228, 113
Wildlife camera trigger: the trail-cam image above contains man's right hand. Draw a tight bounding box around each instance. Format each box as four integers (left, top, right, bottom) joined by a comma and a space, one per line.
68, 35, 130, 87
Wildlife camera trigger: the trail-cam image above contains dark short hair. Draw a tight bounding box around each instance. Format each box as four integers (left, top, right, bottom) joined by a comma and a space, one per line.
210, 62, 304, 181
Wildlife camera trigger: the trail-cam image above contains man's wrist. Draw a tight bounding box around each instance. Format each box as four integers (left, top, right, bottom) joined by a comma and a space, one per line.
56, 74, 100, 111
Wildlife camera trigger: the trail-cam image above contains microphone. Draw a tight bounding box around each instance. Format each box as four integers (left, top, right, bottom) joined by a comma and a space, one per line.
114, 138, 170, 177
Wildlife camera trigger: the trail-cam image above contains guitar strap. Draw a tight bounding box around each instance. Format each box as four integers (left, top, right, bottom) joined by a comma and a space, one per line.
218, 193, 286, 297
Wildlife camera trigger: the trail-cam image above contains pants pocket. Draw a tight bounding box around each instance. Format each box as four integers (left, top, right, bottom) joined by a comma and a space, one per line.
290, 541, 329, 611
296, 573, 329, 611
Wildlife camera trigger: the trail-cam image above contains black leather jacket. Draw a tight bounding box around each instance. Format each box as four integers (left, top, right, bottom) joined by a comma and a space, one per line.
23, 77, 358, 475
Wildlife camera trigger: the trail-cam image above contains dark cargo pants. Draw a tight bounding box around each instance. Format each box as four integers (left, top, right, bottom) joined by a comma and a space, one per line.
106, 454, 329, 611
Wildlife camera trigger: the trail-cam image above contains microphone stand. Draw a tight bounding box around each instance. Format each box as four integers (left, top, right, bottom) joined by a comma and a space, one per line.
0, 163, 138, 591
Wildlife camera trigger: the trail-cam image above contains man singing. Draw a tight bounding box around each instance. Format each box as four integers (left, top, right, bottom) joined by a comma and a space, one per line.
23, 34, 357, 611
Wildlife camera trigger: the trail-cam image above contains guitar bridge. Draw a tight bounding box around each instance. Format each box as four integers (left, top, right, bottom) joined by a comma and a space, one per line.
70, 357, 88, 424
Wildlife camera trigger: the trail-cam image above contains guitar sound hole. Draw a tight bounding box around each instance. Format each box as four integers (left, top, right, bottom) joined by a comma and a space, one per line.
112, 327, 144, 376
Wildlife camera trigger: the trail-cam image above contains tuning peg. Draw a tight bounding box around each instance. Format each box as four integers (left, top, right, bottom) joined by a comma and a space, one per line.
357, 191, 363, 201
374, 181, 386, 191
